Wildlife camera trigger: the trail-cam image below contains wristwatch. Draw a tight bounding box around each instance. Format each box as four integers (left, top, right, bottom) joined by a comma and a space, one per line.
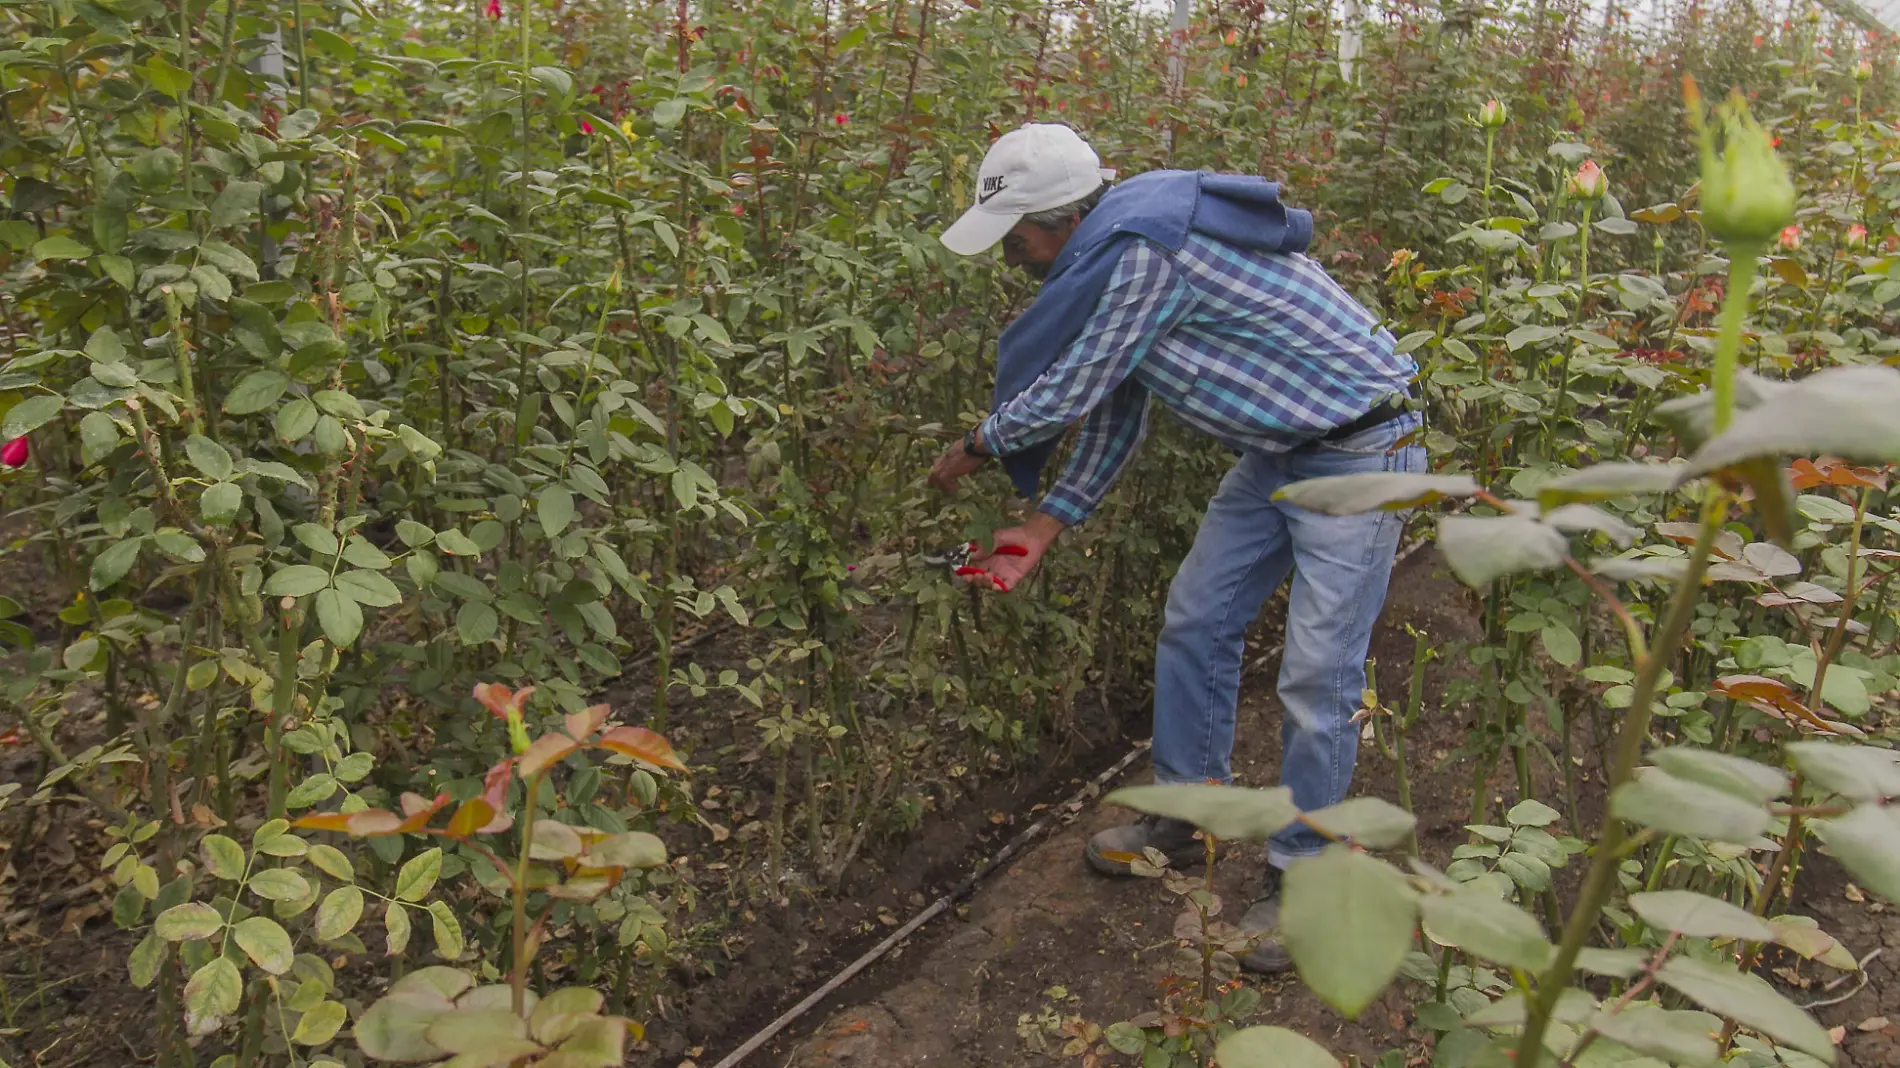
962, 428, 991, 459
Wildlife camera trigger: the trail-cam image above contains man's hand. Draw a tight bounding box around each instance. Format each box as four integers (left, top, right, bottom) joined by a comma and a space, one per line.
928, 442, 985, 493
966, 512, 1066, 593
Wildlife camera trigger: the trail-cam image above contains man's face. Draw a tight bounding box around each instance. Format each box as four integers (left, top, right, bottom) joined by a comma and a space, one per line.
1000, 216, 1077, 280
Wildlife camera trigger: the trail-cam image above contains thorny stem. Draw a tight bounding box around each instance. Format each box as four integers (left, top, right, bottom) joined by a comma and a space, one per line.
1514, 490, 1728, 1066
512, 770, 542, 1016
1808, 486, 1872, 710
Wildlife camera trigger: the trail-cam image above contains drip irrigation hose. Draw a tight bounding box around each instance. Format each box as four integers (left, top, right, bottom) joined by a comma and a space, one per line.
707, 523, 1439, 1067
709, 741, 1153, 1068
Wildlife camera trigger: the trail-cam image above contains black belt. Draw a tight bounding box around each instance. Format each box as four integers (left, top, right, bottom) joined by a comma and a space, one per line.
1320, 388, 1416, 443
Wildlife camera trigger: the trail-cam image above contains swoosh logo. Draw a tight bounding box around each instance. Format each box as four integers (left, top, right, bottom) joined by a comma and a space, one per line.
978, 181, 1005, 205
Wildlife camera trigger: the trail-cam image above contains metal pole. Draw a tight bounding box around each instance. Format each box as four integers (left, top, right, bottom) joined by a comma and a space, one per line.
250, 27, 288, 278
1165, 0, 1191, 155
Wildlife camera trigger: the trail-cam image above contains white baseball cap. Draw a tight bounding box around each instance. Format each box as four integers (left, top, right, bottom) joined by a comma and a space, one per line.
940, 123, 1116, 256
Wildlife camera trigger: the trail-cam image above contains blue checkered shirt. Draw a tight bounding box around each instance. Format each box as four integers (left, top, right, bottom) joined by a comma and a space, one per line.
979, 235, 1417, 525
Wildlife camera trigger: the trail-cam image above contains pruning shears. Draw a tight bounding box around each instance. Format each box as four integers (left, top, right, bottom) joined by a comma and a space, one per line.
921, 540, 1029, 592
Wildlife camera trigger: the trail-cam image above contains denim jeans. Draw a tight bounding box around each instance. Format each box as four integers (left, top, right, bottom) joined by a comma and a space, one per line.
1151, 414, 1424, 870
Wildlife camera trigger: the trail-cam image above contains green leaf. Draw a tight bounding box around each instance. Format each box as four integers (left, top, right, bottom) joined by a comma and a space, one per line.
1282, 846, 1416, 1018
152, 529, 205, 564
201, 834, 246, 880
315, 588, 364, 647
1586, 1004, 1720, 1064
1437, 515, 1570, 587
31, 235, 93, 261
280, 108, 321, 139
90, 537, 144, 589
307, 844, 354, 882
276, 398, 319, 442
1505, 324, 1563, 351
1610, 768, 1771, 843
2, 394, 64, 439
101, 254, 136, 289
233, 916, 294, 974
155, 901, 226, 941
209, 181, 263, 231
1104, 783, 1296, 841
1539, 622, 1581, 668
531, 65, 574, 97
653, 97, 687, 127
1505, 799, 1561, 827
144, 54, 193, 98
385, 900, 413, 955
436, 529, 482, 556
1784, 742, 1900, 802
294, 523, 340, 556
223, 370, 291, 415
316, 885, 364, 941
1214, 1026, 1342, 1068
334, 752, 373, 783
1811, 805, 1900, 903
395, 847, 443, 902
184, 957, 243, 1021
457, 602, 498, 645
292, 1000, 348, 1046
1652, 747, 1790, 804
1682, 366, 1900, 474
427, 901, 464, 960
129, 931, 163, 988
1299, 797, 1417, 849
201, 482, 242, 525
263, 565, 332, 598
1629, 890, 1776, 941
1536, 461, 1685, 509
357, 991, 454, 1060
248, 869, 311, 901
335, 569, 401, 607
396, 520, 435, 547
538, 485, 576, 537
341, 538, 391, 570
1419, 887, 1552, 970
180, 435, 232, 480
1273, 473, 1479, 515
1656, 956, 1835, 1061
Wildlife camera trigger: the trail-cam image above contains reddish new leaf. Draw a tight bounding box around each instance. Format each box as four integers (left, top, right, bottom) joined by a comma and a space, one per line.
445, 798, 496, 839
597, 726, 687, 771
563, 704, 611, 742
518, 732, 581, 778
396, 792, 453, 833
472, 682, 533, 721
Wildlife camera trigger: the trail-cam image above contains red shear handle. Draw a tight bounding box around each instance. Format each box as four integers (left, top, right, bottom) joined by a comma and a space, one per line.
967, 541, 1029, 557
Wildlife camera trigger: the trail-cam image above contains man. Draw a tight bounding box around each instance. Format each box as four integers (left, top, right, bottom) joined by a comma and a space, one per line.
927, 123, 1423, 974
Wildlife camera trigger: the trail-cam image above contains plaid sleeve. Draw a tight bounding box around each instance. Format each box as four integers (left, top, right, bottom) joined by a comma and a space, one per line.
979, 240, 1190, 458
1038, 379, 1151, 525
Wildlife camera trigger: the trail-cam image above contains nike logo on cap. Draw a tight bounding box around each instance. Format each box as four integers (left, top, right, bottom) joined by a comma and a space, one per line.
978, 174, 1006, 205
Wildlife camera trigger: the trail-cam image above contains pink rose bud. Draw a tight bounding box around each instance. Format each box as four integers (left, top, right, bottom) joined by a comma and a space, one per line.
1569, 159, 1608, 199
1779, 224, 1801, 250
1, 437, 26, 468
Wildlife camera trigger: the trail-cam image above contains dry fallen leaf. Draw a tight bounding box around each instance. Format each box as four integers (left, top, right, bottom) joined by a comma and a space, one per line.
1829, 1026, 1847, 1046
1858, 1016, 1890, 1032
1845, 883, 1867, 903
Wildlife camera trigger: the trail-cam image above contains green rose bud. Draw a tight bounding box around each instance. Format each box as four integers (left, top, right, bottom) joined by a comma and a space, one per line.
1473, 98, 1508, 129
1688, 80, 1795, 247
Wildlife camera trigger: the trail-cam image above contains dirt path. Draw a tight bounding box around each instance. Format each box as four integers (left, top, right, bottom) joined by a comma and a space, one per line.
726, 550, 1489, 1066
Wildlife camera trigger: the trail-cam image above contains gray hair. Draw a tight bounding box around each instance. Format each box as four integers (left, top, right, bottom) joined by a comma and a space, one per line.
1024, 184, 1106, 229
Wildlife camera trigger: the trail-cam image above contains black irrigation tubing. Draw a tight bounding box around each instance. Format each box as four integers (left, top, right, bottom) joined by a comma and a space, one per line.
708, 521, 1441, 1068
